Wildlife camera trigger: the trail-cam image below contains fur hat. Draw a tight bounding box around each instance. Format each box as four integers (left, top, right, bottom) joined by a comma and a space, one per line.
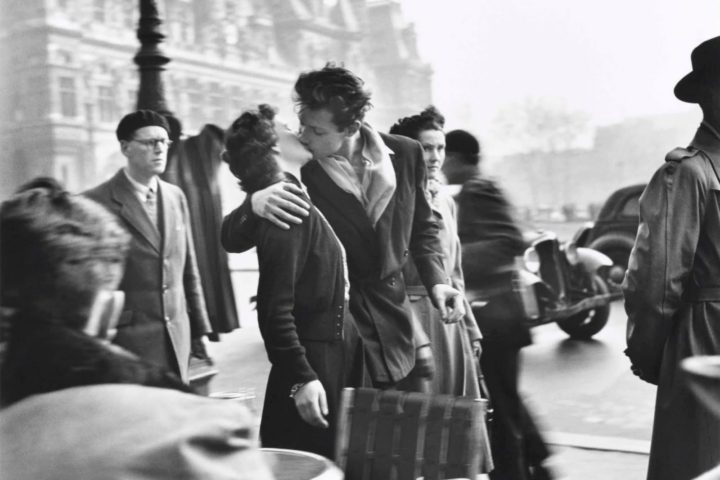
1, 178, 130, 323
674, 36, 720, 104
116, 110, 170, 141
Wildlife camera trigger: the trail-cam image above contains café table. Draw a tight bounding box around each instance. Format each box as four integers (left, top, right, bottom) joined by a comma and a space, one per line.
260, 447, 344, 480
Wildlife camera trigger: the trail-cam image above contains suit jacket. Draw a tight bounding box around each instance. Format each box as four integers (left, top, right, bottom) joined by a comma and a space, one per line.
86, 169, 211, 381
222, 132, 446, 384
623, 122, 720, 480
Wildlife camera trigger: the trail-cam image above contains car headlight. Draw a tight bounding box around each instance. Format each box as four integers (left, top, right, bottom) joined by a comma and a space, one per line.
523, 247, 540, 273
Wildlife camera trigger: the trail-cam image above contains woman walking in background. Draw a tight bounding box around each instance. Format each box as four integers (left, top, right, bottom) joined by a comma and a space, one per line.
389, 106, 483, 397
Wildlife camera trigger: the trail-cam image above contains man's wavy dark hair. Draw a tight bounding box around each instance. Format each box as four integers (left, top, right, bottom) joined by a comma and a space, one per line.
389, 106, 445, 141
293, 63, 372, 130
224, 104, 282, 194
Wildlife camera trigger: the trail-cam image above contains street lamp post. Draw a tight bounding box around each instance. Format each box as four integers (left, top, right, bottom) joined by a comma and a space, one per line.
135, 0, 171, 115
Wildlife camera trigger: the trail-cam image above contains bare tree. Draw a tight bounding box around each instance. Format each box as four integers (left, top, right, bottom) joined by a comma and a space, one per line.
492, 97, 590, 154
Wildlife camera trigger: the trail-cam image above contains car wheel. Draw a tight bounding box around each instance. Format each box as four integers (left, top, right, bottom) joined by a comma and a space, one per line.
556, 275, 611, 340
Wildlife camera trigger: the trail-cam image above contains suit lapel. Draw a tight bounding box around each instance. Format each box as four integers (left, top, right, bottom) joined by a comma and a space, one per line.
374, 151, 399, 278
110, 171, 162, 253
159, 181, 176, 256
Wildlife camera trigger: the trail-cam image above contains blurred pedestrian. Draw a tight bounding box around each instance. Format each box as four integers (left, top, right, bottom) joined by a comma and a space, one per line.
222, 105, 350, 458
0, 178, 191, 407
389, 106, 483, 397
220, 64, 465, 390
624, 35, 720, 480
85, 110, 211, 382
444, 130, 552, 480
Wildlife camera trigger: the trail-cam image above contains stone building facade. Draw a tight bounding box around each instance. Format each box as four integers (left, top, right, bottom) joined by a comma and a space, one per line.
0, 0, 432, 198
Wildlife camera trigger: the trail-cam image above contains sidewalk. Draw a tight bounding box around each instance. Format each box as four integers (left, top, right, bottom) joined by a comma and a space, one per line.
207, 320, 649, 480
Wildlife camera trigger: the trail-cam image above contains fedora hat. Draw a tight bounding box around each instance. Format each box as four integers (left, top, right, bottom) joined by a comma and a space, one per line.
674, 36, 720, 103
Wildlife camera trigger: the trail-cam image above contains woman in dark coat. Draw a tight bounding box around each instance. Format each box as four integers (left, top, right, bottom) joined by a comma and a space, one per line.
0, 178, 191, 407
222, 106, 349, 458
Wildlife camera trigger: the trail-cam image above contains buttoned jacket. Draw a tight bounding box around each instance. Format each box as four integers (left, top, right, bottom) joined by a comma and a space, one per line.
86, 169, 211, 381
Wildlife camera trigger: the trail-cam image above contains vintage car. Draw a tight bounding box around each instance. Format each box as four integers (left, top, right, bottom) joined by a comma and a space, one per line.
468, 230, 621, 340
517, 231, 620, 339
574, 184, 645, 289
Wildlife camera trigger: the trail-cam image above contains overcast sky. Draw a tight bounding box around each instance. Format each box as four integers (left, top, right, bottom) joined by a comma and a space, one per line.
400, 0, 719, 142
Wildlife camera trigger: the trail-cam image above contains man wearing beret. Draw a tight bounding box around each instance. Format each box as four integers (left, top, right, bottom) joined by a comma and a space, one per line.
623, 36, 720, 480
443, 129, 552, 480
86, 110, 211, 383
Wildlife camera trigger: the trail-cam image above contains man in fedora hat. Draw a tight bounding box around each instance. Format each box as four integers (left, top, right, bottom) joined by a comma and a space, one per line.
623, 36, 720, 480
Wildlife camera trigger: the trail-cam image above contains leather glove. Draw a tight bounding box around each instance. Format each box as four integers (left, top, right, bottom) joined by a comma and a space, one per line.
414, 344, 436, 379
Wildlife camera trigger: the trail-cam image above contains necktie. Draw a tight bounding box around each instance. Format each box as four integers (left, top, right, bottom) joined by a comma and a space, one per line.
145, 188, 158, 227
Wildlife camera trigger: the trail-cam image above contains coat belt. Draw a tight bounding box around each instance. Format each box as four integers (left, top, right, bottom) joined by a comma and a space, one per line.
684, 286, 720, 302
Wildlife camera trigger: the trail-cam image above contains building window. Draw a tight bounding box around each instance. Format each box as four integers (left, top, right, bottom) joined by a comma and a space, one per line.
189, 91, 203, 127
210, 85, 225, 124
98, 86, 114, 122
59, 76, 77, 117
93, 0, 105, 22
128, 89, 137, 112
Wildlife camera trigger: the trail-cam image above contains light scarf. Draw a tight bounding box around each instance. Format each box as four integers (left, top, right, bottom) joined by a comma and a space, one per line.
316, 124, 396, 227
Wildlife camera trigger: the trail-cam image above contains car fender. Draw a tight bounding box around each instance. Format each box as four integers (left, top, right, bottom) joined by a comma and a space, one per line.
577, 247, 612, 273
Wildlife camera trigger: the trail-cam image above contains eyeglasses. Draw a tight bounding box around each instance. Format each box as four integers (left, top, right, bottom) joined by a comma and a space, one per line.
131, 137, 173, 149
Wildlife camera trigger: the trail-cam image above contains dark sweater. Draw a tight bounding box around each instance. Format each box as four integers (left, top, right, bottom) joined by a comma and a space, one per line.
1, 315, 192, 407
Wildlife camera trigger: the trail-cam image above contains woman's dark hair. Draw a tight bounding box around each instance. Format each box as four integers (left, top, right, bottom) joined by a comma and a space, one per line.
1, 178, 130, 325
389, 106, 445, 140
224, 104, 283, 193
294, 63, 372, 130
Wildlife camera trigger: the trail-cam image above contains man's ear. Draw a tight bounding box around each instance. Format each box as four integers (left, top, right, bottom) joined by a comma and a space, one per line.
345, 120, 361, 136
119, 140, 131, 157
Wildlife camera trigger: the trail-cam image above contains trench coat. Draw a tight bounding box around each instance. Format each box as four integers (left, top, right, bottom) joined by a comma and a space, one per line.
86, 170, 211, 381
403, 190, 483, 397
624, 122, 720, 480
162, 124, 239, 335
221, 131, 447, 385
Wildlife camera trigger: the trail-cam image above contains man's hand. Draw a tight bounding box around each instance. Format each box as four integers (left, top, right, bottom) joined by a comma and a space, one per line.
293, 380, 329, 429
431, 284, 465, 324
251, 182, 310, 229
414, 344, 435, 379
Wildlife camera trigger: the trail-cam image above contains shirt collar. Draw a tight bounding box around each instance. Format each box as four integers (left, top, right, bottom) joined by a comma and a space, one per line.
123, 168, 158, 196
690, 122, 720, 157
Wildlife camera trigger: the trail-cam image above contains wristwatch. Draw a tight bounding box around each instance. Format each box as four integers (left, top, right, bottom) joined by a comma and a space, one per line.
289, 382, 306, 398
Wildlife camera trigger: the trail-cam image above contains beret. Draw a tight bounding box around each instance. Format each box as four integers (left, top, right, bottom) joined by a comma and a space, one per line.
116, 110, 170, 141
445, 129, 480, 155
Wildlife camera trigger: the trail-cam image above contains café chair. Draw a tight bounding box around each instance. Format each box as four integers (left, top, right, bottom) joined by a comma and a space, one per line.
335, 387, 492, 480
